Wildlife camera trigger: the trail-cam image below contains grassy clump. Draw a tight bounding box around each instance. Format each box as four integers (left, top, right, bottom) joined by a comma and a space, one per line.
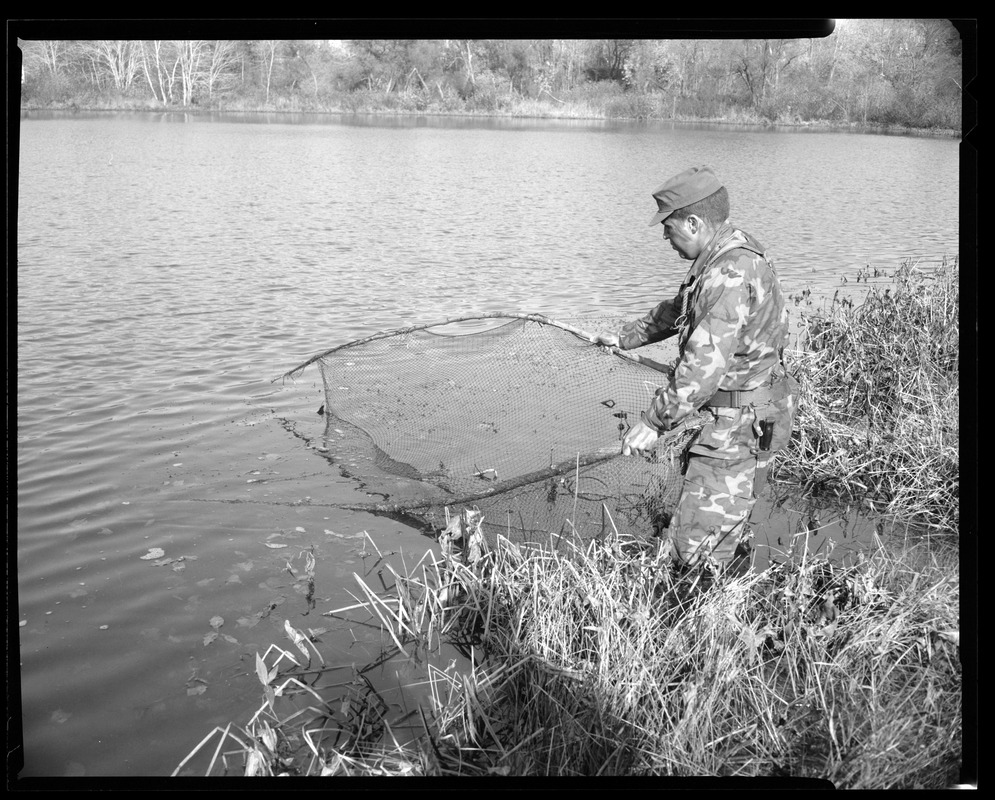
776, 258, 959, 533
178, 514, 962, 786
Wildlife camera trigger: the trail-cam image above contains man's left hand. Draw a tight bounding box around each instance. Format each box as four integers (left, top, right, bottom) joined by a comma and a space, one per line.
621, 419, 660, 457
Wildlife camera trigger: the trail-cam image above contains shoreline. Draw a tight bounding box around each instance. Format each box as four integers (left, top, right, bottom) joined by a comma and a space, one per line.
19, 103, 960, 139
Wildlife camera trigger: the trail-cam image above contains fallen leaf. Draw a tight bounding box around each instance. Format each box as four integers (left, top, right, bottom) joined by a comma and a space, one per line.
221, 634, 238, 644
284, 619, 311, 660
259, 722, 278, 753
186, 685, 207, 696
140, 548, 165, 560
245, 748, 267, 777
255, 653, 270, 687
203, 632, 218, 646
935, 629, 960, 646
209, 616, 224, 629
263, 543, 288, 549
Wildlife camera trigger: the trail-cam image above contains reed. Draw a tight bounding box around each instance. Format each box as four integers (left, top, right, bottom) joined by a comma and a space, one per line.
177, 515, 961, 785
775, 257, 959, 533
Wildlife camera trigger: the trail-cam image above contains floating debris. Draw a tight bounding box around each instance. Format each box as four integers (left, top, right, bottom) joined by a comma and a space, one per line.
140, 548, 165, 560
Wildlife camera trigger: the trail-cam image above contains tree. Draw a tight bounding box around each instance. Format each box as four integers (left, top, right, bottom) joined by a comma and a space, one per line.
138, 40, 178, 105
20, 38, 69, 77
173, 40, 208, 105
260, 40, 281, 104
732, 38, 802, 115
348, 40, 410, 92
205, 40, 239, 100
478, 39, 536, 95
585, 39, 637, 84
81, 40, 140, 91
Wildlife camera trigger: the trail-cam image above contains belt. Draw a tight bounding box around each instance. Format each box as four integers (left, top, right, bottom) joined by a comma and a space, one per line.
706, 386, 774, 408
707, 376, 794, 408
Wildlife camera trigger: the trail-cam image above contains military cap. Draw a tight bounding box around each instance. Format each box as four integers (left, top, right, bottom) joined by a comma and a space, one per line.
648, 165, 723, 226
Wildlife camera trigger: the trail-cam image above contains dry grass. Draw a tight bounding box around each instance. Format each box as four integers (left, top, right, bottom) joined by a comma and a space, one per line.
177, 514, 962, 786
775, 258, 959, 533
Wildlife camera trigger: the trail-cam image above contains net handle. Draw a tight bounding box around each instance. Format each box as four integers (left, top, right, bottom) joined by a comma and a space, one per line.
276, 312, 673, 382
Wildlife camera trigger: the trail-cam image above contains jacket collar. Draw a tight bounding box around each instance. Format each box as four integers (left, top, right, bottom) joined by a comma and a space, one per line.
685, 222, 740, 282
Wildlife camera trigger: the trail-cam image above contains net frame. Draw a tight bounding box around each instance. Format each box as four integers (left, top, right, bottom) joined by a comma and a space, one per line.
279, 313, 703, 542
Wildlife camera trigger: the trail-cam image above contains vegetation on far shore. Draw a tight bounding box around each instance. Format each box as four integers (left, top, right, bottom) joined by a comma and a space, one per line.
175, 259, 964, 785
19, 21, 963, 135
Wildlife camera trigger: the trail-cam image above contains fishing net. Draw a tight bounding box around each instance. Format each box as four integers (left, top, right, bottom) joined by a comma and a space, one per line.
282, 314, 705, 545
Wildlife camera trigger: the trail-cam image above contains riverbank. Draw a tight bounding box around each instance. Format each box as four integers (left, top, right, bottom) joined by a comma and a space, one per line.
175, 515, 962, 785
19, 95, 961, 139
174, 259, 966, 784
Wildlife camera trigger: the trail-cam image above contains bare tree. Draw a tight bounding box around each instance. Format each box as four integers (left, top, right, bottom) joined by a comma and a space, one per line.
81, 40, 140, 91
586, 39, 637, 83
205, 40, 238, 99
260, 40, 280, 104
289, 40, 321, 98
20, 38, 69, 77
172, 40, 206, 105
139, 40, 177, 105
733, 39, 801, 113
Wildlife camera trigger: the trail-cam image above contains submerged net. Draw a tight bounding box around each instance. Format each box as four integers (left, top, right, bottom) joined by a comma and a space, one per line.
283, 314, 704, 545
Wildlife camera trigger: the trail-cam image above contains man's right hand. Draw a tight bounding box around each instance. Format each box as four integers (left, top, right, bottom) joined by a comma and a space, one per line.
592, 331, 620, 348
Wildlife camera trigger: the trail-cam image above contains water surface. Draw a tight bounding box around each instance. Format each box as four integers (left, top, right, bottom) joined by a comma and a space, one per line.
15, 112, 960, 777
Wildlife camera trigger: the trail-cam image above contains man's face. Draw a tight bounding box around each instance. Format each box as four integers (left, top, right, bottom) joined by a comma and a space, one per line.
661, 215, 700, 260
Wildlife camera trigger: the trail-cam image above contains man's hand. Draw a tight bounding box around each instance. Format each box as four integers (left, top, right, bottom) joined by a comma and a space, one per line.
592, 331, 620, 347
621, 418, 660, 457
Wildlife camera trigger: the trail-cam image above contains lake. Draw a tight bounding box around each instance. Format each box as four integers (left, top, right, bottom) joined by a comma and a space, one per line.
14, 111, 960, 778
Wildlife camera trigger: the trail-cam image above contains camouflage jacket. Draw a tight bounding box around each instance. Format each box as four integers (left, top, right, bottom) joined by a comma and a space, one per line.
618, 223, 789, 432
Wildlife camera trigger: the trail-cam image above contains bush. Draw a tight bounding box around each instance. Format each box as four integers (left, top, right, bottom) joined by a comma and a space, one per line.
604, 93, 658, 120
778, 259, 959, 533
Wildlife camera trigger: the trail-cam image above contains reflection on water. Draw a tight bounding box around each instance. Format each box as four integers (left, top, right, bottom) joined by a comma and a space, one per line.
749, 486, 892, 573
15, 113, 958, 777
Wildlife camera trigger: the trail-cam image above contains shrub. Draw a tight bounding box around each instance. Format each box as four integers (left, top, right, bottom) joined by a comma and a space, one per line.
778, 258, 959, 533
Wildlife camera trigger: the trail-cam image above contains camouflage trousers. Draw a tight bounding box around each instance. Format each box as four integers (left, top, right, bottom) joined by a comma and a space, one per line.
667, 405, 774, 573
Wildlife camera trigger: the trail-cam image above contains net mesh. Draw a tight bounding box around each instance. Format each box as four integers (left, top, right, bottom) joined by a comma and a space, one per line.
285, 315, 704, 545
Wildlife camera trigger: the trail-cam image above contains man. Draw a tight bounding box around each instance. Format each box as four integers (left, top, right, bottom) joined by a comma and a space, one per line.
595, 165, 797, 578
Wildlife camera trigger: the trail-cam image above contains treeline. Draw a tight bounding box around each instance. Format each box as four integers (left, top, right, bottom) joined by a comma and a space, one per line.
18, 21, 963, 131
